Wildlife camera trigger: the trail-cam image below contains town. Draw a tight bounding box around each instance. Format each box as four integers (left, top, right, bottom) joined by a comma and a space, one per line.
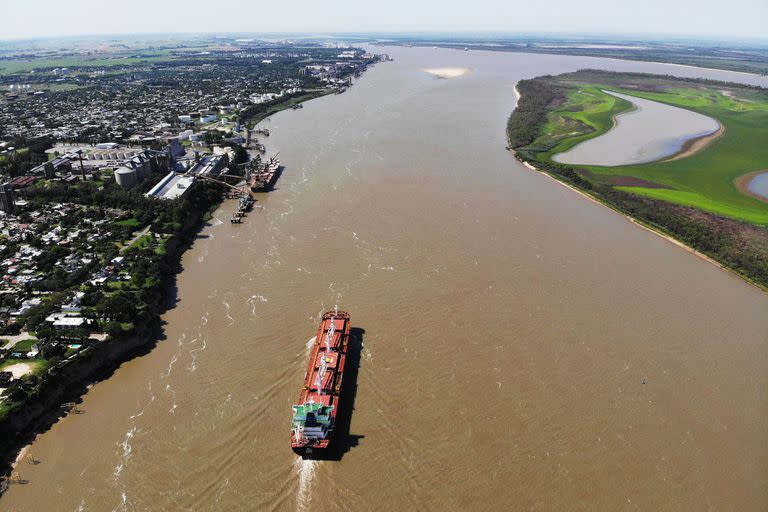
0, 37, 384, 420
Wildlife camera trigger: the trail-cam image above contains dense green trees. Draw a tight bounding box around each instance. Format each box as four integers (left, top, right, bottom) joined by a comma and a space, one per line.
0, 136, 53, 176
15, 176, 227, 337
506, 78, 565, 148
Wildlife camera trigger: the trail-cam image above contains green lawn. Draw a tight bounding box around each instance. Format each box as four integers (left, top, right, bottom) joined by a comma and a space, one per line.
534, 84, 634, 159
532, 84, 768, 225
107, 280, 133, 290
0, 54, 176, 75
10, 339, 38, 353
154, 237, 168, 255
127, 233, 152, 250
115, 217, 141, 228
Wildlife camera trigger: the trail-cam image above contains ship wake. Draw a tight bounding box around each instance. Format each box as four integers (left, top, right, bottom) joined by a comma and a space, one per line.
293, 456, 318, 512
305, 336, 316, 355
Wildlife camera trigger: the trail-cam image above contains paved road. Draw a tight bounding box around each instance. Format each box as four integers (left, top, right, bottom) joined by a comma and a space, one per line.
1, 332, 37, 350
121, 226, 151, 253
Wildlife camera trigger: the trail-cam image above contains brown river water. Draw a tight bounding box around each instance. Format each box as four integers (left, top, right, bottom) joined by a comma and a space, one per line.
3, 46, 768, 511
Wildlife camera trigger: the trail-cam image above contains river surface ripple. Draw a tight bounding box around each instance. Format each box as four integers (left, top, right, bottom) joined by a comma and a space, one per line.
3, 46, 768, 511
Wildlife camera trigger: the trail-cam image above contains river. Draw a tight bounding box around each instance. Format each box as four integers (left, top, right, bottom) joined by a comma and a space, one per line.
3, 46, 768, 511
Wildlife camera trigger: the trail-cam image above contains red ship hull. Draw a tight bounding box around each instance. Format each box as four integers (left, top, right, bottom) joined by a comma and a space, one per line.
291, 310, 350, 454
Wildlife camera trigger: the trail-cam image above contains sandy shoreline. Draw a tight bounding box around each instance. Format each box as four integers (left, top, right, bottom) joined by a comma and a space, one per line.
662, 122, 725, 162
423, 67, 469, 79
12, 445, 30, 469
735, 169, 768, 203
555, 90, 717, 166
512, 152, 766, 290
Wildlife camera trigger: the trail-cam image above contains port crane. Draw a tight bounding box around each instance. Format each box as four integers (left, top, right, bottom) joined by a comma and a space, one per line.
162, 156, 268, 223
169, 169, 255, 199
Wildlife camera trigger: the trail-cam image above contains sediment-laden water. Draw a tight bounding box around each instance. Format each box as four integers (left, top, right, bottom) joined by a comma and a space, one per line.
553, 90, 721, 166
3, 46, 768, 511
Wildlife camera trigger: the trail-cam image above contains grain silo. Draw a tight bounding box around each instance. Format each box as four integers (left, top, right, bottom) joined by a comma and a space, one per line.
114, 167, 138, 189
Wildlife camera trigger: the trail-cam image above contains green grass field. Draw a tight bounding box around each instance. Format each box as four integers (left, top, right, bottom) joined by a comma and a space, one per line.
531, 82, 768, 225
0, 358, 48, 375
115, 217, 141, 228
9, 339, 38, 353
533, 84, 635, 159
0, 53, 176, 75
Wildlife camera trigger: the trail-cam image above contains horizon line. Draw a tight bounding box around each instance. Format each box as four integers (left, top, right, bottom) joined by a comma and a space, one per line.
1, 30, 767, 45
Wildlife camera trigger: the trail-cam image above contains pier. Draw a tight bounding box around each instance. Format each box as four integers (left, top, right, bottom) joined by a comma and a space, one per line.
231, 195, 257, 223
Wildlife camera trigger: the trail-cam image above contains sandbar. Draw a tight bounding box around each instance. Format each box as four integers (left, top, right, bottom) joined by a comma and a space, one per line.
662, 122, 725, 162
423, 67, 469, 79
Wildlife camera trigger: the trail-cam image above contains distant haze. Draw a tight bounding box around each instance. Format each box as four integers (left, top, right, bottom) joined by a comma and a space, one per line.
2, 0, 767, 41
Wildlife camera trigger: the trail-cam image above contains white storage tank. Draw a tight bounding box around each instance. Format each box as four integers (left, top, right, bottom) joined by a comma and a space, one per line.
114, 166, 138, 189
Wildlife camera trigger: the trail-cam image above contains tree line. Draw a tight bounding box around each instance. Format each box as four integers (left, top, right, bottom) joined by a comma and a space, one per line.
507, 74, 768, 290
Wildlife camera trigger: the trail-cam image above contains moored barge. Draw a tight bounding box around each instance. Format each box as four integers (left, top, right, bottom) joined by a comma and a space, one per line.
248, 155, 282, 192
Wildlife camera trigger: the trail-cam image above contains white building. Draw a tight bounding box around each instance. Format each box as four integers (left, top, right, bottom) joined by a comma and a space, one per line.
45, 312, 89, 330
146, 172, 195, 200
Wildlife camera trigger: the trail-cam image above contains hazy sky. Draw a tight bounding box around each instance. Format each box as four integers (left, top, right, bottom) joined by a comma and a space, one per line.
1, 0, 766, 41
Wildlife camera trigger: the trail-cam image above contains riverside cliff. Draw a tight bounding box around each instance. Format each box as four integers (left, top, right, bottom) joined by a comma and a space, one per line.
0, 182, 222, 488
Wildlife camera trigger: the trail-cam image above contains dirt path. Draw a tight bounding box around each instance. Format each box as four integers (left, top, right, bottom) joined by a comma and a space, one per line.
121, 225, 151, 253
1, 333, 37, 351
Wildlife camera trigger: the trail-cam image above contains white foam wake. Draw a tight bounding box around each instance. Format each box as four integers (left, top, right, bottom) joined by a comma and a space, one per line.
247, 295, 268, 316
293, 457, 318, 512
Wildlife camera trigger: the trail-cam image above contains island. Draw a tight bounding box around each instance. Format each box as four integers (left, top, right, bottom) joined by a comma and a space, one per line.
378, 35, 768, 75
507, 70, 768, 289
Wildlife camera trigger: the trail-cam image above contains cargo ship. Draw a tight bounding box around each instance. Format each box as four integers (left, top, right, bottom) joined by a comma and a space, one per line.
248, 155, 282, 192
291, 307, 350, 455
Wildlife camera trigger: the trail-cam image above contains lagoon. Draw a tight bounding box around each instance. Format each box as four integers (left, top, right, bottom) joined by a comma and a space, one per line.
554, 90, 721, 166
747, 171, 768, 201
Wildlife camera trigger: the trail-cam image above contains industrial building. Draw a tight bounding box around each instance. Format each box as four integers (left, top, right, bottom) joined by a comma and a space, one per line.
30, 155, 72, 177
31, 145, 169, 188
188, 155, 226, 177
114, 167, 138, 189
145, 172, 196, 200
146, 154, 227, 200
